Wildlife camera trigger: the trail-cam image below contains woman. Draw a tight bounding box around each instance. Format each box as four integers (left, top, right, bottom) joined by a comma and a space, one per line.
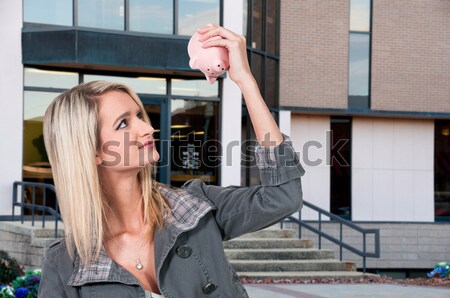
38, 25, 304, 298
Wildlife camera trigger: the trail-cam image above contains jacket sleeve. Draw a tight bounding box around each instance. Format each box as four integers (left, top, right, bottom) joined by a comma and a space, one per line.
38, 244, 69, 298
184, 135, 305, 240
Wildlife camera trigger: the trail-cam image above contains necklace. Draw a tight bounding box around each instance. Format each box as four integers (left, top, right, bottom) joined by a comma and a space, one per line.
105, 224, 146, 270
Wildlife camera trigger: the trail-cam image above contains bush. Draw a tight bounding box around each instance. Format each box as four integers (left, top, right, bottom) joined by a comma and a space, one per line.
0, 251, 24, 285
0, 269, 41, 298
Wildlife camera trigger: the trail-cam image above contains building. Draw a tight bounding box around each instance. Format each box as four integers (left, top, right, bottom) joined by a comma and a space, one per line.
1, 0, 449, 273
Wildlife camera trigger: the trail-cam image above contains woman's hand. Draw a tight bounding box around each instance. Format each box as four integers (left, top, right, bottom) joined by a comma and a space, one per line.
197, 24, 253, 86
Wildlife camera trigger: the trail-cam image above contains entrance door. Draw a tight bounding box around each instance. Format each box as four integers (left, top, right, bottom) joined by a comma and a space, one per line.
141, 98, 170, 184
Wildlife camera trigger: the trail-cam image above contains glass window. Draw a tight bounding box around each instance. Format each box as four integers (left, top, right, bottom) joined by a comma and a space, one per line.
25, 68, 78, 89
349, 33, 370, 96
266, 0, 278, 54
265, 58, 277, 108
84, 74, 166, 94
251, 53, 263, 91
251, 0, 263, 49
23, 91, 59, 167
78, 0, 125, 30
243, 0, 249, 37
130, 0, 173, 34
24, 0, 73, 26
170, 99, 219, 186
330, 117, 352, 220
171, 79, 219, 97
350, 0, 371, 32
435, 120, 450, 222
178, 0, 220, 36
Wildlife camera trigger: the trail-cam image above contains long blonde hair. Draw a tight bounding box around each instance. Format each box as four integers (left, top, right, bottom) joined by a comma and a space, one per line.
43, 80, 170, 265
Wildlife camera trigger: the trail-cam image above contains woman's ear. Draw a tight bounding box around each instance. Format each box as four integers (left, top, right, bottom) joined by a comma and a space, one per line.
95, 154, 103, 166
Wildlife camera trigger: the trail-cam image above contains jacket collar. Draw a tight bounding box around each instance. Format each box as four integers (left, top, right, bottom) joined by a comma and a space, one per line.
68, 184, 214, 286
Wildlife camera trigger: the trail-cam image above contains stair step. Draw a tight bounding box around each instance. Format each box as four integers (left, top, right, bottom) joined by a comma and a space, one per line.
225, 248, 335, 260
223, 238, 312, 249
230, 259, 356, 272
243, 229, 297, 239
31, 237, 62, 248
237, 271, 374, 280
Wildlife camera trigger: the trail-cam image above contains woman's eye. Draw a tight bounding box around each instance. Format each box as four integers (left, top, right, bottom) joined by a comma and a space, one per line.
117, 119, 127, 130
137, 112, 144, 120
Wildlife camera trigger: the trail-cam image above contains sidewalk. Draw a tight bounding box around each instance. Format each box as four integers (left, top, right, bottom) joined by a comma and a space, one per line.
244, 283, 450, 298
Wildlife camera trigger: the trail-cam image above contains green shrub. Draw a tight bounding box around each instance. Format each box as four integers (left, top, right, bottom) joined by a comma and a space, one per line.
0, 251, 25, 285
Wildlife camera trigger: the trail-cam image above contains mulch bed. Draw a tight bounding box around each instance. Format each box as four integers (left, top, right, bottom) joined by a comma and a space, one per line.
240, 275, 450, 288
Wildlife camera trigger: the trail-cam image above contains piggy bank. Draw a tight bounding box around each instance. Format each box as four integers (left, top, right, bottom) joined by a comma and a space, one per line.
187, 32, 229, 84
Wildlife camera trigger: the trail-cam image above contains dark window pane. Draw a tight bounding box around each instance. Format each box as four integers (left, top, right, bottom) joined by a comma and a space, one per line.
435, 120, 450, 222
251, 53, 263, 92
251, 0, 263, 49
265, 58, 277, 107
330, 117, 352, 220
78, 0, 125, 30
350, 0, 371, 32
349, 33, 370, 96
130, 0, 173, 34
170, 99, 219, 187
24, 0, 73, 26
266, 0, 278, 54
178, 0, 220, 36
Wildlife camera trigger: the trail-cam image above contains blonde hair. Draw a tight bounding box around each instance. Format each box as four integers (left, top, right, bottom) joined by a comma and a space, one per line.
43, 80, 170, 265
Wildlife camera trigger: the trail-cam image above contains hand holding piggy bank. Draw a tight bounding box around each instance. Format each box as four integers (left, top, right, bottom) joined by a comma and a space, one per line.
187, 32, 230, 84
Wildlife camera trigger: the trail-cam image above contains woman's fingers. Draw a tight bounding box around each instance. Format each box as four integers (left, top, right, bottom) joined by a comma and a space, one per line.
197, 25, 241, 43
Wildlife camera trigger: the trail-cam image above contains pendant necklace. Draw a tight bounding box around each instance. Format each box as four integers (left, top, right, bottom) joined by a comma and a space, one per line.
106, 223, 146, 270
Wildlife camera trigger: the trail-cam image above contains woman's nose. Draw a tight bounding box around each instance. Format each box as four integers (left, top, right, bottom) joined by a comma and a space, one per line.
139, 120, 155, 137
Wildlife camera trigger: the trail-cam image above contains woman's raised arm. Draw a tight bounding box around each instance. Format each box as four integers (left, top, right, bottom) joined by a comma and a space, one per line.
198, 25, 284, 147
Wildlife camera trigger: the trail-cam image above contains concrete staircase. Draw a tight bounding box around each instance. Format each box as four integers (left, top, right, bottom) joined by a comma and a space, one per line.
224, 228, 369, 280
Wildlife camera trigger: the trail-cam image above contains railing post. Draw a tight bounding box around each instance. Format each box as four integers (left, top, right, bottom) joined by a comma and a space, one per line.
363, 232, 367, 273
318, 213, 322, 249
298, 210, 302, 239
339, 223, 343, 261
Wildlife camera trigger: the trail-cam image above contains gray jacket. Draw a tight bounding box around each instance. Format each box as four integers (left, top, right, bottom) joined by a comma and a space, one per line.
38, 138, 305, 298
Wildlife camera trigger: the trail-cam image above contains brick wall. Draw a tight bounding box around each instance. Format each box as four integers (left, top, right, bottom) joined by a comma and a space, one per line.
279, 0, 349, 109
371, 0, 450, 112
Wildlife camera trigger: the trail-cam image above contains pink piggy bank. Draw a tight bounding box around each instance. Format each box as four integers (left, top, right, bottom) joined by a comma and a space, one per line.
187, 32, 229, 84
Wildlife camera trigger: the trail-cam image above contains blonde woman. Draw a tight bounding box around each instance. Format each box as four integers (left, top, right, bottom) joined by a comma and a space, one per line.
38, 25, 305, 298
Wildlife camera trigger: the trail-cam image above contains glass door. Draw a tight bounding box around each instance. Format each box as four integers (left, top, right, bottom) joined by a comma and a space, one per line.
141, 97, 170, 184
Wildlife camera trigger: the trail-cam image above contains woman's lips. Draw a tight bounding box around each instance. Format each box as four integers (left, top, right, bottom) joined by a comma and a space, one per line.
140, 140, 154, 149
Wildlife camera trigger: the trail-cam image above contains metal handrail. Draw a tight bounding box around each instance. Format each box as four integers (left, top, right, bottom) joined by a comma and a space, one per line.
12, 181, 62, 239
282, 200, 380, 273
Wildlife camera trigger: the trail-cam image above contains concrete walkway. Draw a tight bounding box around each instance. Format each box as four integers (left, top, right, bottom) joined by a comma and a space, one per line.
244, 283, 450, 298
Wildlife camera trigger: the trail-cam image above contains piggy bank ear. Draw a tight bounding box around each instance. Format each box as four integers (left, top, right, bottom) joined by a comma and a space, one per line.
189, 57, 197, 69
206, 75, 217, 84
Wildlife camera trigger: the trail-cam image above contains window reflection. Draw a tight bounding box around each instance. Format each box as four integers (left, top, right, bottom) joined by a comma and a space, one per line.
170, 99, 219, 186
78, 0, 125, 30
172, 79, 219, 97
84, 74, 166, 94
24, 0, 72, 26
130, 0, 173, 34
25, 68, 78, 89
178, 0, 220, 36
350, 0, 371, 32
349, 33, 370, 96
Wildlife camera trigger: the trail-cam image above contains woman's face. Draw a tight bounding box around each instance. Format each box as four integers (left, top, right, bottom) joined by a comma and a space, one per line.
96, 91, 159, 170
